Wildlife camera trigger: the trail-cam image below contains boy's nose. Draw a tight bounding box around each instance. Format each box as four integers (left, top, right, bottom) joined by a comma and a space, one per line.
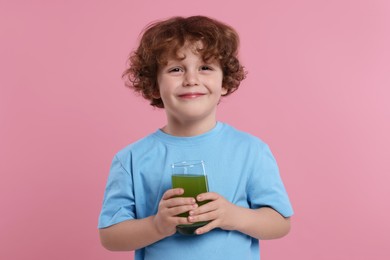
183, 71, 199, 86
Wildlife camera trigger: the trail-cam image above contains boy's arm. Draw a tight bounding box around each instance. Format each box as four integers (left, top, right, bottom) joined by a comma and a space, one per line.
231, 206, 291, 239
188, 192, 291, 239
99, 216, 163, 251
99, 188, 197, 251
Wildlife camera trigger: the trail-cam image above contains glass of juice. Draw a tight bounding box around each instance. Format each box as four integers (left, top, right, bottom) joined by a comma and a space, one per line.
171, 160, 210, 235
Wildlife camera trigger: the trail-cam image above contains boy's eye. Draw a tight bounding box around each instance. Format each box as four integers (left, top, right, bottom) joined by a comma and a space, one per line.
168, 67, 183, 73
200, 66, 212, 71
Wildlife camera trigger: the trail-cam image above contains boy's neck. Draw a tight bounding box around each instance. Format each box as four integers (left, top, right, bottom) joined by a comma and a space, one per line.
162, 119, 218, 137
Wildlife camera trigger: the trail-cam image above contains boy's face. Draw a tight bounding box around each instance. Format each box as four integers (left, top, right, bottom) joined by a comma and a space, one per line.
156, 43, 227, 128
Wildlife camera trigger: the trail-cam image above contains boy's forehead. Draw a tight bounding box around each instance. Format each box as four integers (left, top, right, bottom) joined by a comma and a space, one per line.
159, 40, 220, 66
174, 41, 202, 55
164, 41, 205, 59
187, 40, 204, 50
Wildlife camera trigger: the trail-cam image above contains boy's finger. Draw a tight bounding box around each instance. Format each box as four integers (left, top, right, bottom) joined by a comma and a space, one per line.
195, 221, 216, 235
189, 201, 214, 216
166, 197, 197, 208
162, 188, 184, 199
196, 192, 219, 202
170, 203, 198, 216
176, 216, 192, 226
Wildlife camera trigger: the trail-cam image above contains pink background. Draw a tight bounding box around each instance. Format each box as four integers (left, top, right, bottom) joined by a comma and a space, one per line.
1, 0, 389, 259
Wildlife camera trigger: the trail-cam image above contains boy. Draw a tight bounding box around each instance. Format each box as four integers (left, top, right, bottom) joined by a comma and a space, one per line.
98, 16, 293, 259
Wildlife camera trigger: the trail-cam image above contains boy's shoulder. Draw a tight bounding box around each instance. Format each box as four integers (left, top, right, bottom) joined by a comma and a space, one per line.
113, 123, 270, 158
115, 131, 158, 158
222, 123, 267, 147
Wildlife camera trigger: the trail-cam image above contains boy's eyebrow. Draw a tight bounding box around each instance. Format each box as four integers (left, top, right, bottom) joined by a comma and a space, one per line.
163, 59, 219, 67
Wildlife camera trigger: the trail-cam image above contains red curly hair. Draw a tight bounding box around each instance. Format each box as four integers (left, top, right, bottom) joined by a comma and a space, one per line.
122, 16, 246, 108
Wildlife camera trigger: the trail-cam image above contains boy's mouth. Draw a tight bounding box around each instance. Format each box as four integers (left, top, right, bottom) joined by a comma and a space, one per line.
178, 92, 206, 99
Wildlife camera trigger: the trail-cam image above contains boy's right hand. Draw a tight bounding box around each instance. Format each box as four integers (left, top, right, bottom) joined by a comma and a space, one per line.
152, 188, 198, 237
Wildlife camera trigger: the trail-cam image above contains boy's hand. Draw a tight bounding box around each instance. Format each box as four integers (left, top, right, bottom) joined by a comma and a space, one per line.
152, 188, 198, 237
187, 192, 240, 235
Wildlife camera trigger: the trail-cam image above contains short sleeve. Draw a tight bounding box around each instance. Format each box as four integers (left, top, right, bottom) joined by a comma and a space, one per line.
247, 144, 293, 217
98, 155, 136, 228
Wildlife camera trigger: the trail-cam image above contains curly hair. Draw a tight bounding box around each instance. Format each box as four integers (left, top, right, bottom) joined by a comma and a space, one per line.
122, 16, 247, 108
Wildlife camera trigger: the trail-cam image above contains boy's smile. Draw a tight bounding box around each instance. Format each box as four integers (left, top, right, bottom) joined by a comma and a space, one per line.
177, 92, 206, 99
156, 43, 227, 136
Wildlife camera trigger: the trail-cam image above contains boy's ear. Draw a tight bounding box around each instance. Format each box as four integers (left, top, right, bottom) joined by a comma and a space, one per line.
221, 86, 228, 96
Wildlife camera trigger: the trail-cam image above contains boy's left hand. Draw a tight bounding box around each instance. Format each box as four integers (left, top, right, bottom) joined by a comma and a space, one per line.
187, 192, 240, 235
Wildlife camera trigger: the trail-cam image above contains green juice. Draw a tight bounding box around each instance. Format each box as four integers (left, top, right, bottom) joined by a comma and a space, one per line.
171, 174, 210, 235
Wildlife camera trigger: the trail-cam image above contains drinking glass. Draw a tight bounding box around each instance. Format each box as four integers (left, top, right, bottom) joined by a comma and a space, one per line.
171, 160, 210, 235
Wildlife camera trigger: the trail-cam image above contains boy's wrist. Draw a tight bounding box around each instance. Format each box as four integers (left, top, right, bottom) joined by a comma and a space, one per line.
228, 206, 254, 233
150, 215, 174, 239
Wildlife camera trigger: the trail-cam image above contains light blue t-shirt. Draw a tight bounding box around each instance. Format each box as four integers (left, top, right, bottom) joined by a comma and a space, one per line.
98, 122, 293, 260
